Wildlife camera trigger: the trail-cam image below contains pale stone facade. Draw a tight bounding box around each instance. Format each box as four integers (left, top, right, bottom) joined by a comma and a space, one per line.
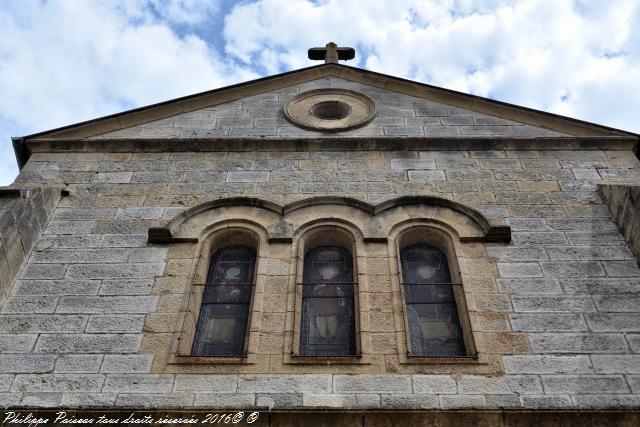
2, 64, 640, 423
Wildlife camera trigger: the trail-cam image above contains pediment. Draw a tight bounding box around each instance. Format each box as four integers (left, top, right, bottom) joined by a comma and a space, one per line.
20, 64, 636, 142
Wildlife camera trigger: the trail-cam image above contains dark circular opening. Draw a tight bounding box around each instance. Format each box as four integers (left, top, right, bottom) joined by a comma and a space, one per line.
310, 101, 351, 120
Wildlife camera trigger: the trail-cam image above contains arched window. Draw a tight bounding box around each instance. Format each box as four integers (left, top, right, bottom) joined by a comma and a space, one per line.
299, 239, 357, 357
191, 244, 257, 356
400, 239, 467, 357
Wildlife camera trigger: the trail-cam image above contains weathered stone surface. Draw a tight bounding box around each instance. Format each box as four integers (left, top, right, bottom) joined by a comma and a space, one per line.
541, 375, 629, 394
503, 355, 594, 374
100, 355, 153, 373
334, 375, 411, 393
102, 374, 174, 393
193, 393, 255, 407
12, 374, 104, 392
529, 333, 629, 353
174, 374, 237, 392
56, 296, 158, 313
0, 355, 55, 373
238, 375, 331, 393
54, 355, 103, 373
0, 315, 87, 333
0, 335, 37, 353
34, 334, 141, 353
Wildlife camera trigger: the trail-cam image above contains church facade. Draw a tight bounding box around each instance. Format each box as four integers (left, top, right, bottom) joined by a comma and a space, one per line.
2, 49, 640, 425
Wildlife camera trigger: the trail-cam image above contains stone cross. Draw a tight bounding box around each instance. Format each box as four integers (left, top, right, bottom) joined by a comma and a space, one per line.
308, 42, 355, 64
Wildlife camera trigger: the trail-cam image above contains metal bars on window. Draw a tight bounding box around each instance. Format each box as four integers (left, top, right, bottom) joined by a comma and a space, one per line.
400, 244, 466, 357
299, 245, 357, 356
191, 246, 256, 357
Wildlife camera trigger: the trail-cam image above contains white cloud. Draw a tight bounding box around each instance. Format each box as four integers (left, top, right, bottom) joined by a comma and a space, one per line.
0, 0, 257, 185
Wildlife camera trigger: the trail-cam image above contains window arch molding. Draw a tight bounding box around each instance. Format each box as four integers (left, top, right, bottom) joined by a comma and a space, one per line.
174, 221, 268, 363
387, 220, 480, 363
286, 220, 372, 363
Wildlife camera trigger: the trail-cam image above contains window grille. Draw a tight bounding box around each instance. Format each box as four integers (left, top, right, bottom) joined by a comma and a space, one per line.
299, 245, 357, 356
400, 243, 466, 356
191, 245, 256, 356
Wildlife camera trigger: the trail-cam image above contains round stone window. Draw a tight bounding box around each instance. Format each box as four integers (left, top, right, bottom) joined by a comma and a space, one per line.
284, 89, 376, 132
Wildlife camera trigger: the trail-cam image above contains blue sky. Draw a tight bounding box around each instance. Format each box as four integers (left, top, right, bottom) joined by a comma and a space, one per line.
1, 0, 639, 185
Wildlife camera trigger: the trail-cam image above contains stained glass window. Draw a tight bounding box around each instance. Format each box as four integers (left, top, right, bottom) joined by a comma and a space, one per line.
192, 246, 256, 356
400, 244, 465, 356
300, 245, 356, 356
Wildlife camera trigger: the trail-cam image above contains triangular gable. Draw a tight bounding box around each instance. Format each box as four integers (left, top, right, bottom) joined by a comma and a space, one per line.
19, 63, 637, 140
90, 77, 569, 140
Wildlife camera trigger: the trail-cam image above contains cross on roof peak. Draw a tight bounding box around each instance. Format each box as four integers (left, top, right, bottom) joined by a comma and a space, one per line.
308, 42, 355, 64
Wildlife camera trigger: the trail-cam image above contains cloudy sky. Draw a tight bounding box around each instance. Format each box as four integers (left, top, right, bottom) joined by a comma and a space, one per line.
1, 0, 639, 185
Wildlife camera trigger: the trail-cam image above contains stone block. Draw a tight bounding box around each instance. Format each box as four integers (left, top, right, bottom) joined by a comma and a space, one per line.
1, 296, 59, 313
60, 393, 116, 408
510, 313, 588, 331
12, 374, 104, 392
407, 171, 446, 181
20, 393, 62, 407
34, 334, 141, 353
53, 208, 117, 220
603, 261, 640, 277
520, 395, 572, 408
85, 315, 145, 333
529, 333, 628, 353
497, 263, 543, 278
115, 393, 194, 408
13, 279, 100, 295
238, 375, 331, 393
174, 374, 237, 392
540, 261, 605, 277
380, 394, 439, 408
0, 315, 87, 333
54, 355, 103, 373
193, 393, 255, 407
227, 172, 269, 182
0, 355, 55, 373
31, 248, 131, 264
102, 374, 174, 393
503, 355, 594, 374
0, 335, 36, 353
545, 245, 634, 261
591, 355, 640, 374
511, 232, 567, 245
128, 247, 169, 262
560, 278, 640, 294
45, 221, 95, 235
593, 296, 640, 312
439, 394, 486, 409
390, 159, 435, 170
511, 296, 595, 312
21, 264, 67, 279
56, 296, 158, 314
496, 278, 561, 294
256, 393, 303, 409
99, 279, 153, 295
586, 313, 640, 332
541, 375, 629, 394
412, 375, 456, 393
334, 375, 411, 393
66, 263, 164, 279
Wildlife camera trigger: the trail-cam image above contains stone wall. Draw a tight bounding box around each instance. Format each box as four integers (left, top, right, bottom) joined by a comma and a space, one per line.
0, 186, 60, 301
2, 145, 640, 412
600, 184, 640, 261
